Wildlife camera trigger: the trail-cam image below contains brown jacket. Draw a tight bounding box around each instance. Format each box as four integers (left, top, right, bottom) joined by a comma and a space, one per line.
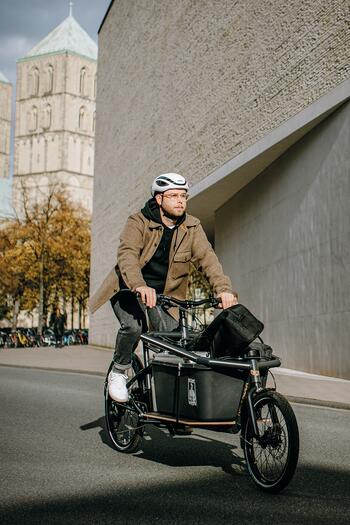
89, 212, 232, 314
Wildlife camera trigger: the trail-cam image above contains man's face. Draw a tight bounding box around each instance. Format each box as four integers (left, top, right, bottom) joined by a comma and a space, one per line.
156, 190, 188, 217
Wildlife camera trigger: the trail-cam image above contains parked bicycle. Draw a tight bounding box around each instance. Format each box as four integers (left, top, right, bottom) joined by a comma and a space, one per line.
105, 294, 299, 493
0, 330, 8, 349
24, 328, 42, 347
0, 326, 88, 348
3, 330, 19, 348
41, 328, 56, 347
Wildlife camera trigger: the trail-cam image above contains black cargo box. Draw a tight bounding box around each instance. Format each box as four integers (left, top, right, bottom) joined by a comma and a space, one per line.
152, 352, 246, 422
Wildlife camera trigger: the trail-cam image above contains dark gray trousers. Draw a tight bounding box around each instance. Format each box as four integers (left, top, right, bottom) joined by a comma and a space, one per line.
110, 291, 178, 370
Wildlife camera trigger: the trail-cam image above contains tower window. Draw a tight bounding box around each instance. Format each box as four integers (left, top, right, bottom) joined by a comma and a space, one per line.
80, 67, 87, 96
30, 67, 40, 96
29, 106, 38, 131
79, 106, 86, 130
43, 104, 52, 129
46, 65, 54, 93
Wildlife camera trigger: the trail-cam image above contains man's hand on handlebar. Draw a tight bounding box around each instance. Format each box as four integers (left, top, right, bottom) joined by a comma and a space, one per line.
135, 286, 157, 308
217, 292, 238, 309
135, 288, 238, 310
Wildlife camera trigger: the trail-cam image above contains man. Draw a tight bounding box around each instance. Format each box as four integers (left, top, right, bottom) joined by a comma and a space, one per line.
89, 173, 237, 402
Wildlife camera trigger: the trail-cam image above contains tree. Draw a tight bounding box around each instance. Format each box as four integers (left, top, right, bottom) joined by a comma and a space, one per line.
46, 193, 90, 328
0, 221, 36, 327
0, 183, 90, 330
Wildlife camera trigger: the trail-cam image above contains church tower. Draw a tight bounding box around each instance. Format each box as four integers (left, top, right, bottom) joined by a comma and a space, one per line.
12, 7, 97, 213
0, 71, 13, 218
0, 71, 12, 180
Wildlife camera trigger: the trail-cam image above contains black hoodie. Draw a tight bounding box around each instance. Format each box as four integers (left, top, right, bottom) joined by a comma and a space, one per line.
139, 198, 185, 293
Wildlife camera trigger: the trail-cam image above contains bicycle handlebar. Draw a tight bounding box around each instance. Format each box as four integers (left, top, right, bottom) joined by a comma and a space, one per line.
156, 294, 221, 309
120, 289, 221, 309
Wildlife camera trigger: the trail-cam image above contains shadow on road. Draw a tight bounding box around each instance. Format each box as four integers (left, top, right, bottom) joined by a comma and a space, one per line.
135, 426, 244, 471
1, 463, 349, 525
80, 415, 244, 471
80, 416, 110, 447
72, 415, 350, 524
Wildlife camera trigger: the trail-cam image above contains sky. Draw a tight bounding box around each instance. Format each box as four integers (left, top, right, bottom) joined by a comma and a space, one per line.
0, 0, 111, 85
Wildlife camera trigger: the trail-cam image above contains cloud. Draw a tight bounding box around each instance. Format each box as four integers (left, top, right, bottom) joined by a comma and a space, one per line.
0, 35, 36, 61
0, 35, 36, 84
0, 2, 55, 40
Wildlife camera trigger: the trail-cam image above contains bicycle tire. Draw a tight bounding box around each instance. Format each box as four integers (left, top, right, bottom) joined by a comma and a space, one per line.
242, 391, 299, 493
105, 354, 145, 453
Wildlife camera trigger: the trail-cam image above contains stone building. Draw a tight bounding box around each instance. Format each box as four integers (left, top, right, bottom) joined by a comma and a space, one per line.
0, 71, 13, 218
12, 10, 97, 213
90, 0, 350, 378
0, 71, 12, 180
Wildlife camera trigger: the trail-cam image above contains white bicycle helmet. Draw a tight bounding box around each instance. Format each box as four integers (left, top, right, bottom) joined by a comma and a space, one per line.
151, 173, 189, 196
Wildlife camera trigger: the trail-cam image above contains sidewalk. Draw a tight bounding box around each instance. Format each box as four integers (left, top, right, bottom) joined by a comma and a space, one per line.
0, 345, 349, 409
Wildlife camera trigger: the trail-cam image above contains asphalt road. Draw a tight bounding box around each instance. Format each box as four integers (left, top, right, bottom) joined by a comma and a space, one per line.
1, 367, 349, 525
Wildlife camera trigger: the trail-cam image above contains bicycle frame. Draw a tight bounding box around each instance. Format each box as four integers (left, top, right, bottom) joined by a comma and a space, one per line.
126, 322, 281, 438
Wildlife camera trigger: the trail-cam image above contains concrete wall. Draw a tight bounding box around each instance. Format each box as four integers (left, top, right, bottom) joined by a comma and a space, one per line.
216, 102, 350, 379
90, 0, 350, 352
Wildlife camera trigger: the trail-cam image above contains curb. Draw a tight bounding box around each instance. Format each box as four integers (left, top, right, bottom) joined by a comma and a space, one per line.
1, 363, 349, 410
285, 395, 350, 411
0, 363, 106, 378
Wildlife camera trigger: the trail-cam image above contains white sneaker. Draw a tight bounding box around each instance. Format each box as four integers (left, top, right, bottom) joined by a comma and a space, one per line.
108, 371, 129, 402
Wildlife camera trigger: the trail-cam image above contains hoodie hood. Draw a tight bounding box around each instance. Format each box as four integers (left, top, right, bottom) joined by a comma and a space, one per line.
141, 198, 186, 226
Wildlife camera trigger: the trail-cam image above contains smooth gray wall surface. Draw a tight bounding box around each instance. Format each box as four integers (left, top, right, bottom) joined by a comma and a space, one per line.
216, 102, 350, 379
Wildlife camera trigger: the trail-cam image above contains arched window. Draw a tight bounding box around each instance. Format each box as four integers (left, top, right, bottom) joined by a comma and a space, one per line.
80, 67, 87, 96
46, 65, 54, 93
30, 67, 40, 96
29, 106, 38, 131
79, 106, 86, 130
43, 104, 52, 129
94, 73, 97, 99
2, 128, 7, 151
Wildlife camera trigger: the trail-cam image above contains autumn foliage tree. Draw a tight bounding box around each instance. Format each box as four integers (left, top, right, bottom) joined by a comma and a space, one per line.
0, 221, 35, 327
0, 184, 90, 331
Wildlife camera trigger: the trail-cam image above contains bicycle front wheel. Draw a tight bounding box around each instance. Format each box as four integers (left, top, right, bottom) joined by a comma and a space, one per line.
243, 391, 299, 493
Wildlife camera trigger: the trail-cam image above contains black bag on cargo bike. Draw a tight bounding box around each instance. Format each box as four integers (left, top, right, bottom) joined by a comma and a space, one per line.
190, 303, 264, 358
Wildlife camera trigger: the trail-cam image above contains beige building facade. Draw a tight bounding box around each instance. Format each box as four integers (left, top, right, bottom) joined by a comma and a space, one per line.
91, 0, 350, 377
0, 72, 12, 180
12, 13, 97, 213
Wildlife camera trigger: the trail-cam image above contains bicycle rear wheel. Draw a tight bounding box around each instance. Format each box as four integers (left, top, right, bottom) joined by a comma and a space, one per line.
105, 355, 145, 453
242, 391, 299, 493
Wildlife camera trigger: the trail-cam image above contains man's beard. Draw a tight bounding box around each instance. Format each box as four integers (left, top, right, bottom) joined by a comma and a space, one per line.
160, 204, 184, 222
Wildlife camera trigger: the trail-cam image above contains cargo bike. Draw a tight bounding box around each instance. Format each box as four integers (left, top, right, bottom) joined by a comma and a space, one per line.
105, 294, 299, 493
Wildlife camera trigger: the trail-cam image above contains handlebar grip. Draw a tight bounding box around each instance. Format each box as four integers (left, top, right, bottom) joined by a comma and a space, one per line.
210, 296, 221, 308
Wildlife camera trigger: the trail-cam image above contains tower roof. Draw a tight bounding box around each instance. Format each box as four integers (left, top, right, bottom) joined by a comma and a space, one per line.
24, 14, 97, 61
0, 71, 11, 84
